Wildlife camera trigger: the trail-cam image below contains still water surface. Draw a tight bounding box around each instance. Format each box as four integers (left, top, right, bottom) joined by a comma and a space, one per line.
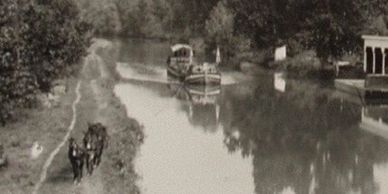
114, 39, 388, 194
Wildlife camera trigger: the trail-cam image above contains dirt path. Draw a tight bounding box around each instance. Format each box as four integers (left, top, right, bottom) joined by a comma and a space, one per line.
32, 40, 111, 194
78, 47, 107, 194
28, 38, 142, 194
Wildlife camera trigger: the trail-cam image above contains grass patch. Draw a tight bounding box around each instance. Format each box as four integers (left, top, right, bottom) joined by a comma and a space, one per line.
0, 77, 78, 193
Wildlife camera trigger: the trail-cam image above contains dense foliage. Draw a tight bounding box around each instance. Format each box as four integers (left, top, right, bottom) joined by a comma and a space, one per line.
0, 0, 91, 124
78, 0, 388, 64
2, 0, 387, 123
230, 0, 388, 60
77, 0, 218, 38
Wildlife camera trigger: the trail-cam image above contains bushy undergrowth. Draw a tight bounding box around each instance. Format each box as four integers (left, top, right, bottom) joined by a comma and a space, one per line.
272, 50, 322, 77
0, 0, 92, 125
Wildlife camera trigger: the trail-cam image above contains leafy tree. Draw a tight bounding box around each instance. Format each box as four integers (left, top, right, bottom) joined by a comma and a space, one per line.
80, 0, 121, 35
23, 0, 91, 90
135, 0, 149, 37
147, 0, 172, 37
0, 0, 91, 124
0, 0, 37, 125
228, 0, 388, 62
205, 0, 238, 63
184, 0, 220, 35
206, 1, 234, 44
111, 0, 134, 35
305, 0, 363, 62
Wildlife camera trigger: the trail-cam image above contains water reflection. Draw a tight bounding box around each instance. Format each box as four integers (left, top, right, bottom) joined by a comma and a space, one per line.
115, 82, 254, 194
360, 105, 388, 194
219, 77, 388, 194
361, 105, 388, 141
274, 72, 286, 93
115, 38, 388, 194
167, 78, 221, 133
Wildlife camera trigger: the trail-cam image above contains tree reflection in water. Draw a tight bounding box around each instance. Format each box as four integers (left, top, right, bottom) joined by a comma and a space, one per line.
220, 76, 388, 194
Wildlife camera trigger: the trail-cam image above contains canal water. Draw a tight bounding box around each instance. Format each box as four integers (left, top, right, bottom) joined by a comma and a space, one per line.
114, 39, 388, 194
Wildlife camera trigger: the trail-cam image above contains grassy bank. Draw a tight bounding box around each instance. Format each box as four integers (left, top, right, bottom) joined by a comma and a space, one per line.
234, 49, 339, 79
0, 39, 143, 194
93, 39, 144, 194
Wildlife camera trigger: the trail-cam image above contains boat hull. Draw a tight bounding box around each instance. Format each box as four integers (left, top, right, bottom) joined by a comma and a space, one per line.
167, 65, 186, 80
186, 84, 221, 96
185, 73, 221, 85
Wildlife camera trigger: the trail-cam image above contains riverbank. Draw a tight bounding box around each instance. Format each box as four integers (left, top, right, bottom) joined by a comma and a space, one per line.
0, 39, 143, 194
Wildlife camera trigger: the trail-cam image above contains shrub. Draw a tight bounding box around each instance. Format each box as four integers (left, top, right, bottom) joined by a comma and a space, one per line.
274, 50, 322, 77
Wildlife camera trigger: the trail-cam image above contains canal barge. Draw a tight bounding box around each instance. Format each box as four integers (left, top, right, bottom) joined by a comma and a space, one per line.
167, 44, 221, 85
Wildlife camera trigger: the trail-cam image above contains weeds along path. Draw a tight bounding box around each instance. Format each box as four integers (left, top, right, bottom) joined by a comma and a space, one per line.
32, 80, 82, 194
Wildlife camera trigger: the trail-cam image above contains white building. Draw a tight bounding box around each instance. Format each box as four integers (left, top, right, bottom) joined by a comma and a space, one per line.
362, 35, 388, 75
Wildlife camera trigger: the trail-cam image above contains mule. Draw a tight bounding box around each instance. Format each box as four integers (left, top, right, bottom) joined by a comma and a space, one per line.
83, 130, 98, 175
68, 138, 84, 184
83, 122, 109, 174
89, 122, 108, 167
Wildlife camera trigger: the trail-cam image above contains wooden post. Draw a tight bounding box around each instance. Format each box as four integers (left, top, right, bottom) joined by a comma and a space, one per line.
215, 105, 220, 123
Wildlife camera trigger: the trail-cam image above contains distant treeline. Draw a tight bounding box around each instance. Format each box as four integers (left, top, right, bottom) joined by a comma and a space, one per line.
0, 0, 91, 124
77, 0, 219, 38
78, 0, 388, 62
1, 0, 388, 123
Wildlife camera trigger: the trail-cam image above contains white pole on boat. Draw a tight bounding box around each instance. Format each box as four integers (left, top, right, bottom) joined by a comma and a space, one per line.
216, 104, 220, 123
190, 49, 194, 64
216, 46, 221, 65
189, 105, 193, 118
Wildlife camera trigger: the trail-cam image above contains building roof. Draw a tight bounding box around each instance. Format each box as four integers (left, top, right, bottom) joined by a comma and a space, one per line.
362, 35, 388, 41
171, 44, 192, 52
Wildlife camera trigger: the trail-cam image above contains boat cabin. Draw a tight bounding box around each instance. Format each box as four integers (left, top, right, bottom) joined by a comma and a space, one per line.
170, 44, 193, 63
167, 44, 194, 78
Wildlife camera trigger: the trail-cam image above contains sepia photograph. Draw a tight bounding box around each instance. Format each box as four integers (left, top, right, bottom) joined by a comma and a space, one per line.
1, 0, 388, 193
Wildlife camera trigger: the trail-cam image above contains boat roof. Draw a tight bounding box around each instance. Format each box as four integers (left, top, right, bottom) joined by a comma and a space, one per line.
171, 44, 192, 52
